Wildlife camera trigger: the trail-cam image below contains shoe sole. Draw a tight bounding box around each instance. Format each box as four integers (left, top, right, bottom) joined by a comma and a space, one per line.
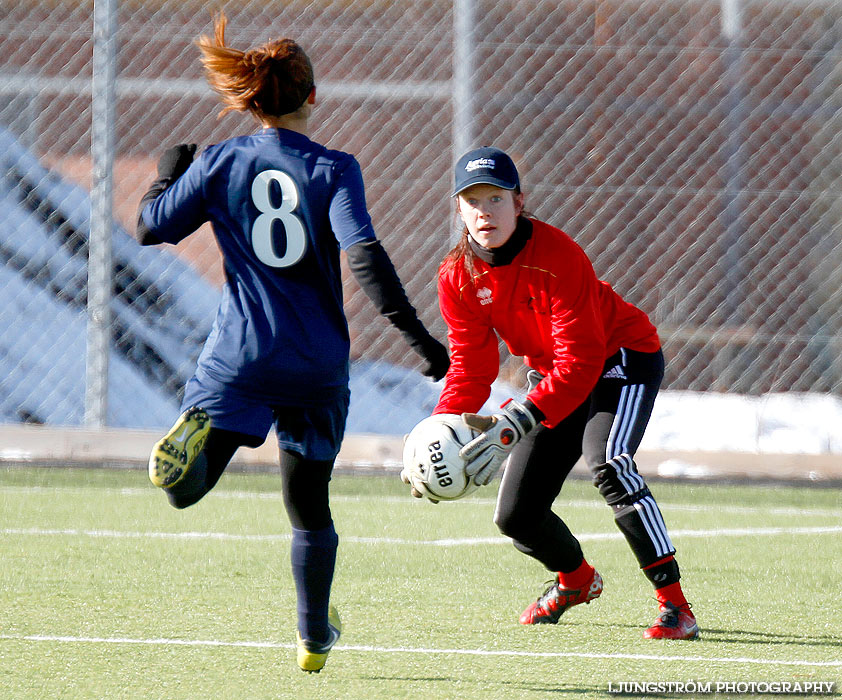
148, 408, 210, 488
644, 624, 700, 640
297, 604, 342, 673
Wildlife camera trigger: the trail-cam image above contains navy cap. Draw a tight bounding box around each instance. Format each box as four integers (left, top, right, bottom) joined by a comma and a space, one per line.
452, 147, 520, 197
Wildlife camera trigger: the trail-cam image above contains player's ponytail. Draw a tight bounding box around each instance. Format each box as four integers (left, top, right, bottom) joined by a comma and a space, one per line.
197, 11, 314, 121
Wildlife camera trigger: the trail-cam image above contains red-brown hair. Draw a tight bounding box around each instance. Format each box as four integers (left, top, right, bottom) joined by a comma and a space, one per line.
442, 218, 479, 277
197, 11, 314, 121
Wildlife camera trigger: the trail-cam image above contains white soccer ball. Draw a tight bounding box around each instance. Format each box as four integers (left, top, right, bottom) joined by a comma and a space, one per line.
402, 414, 479, 502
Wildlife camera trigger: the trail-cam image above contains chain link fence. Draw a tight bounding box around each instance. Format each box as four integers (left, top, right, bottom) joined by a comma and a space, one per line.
2, 0, 842, 431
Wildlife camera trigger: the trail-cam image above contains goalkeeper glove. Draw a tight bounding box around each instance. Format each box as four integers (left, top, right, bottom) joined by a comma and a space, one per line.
400, 433, 440, 503
399, 467, 439, 504
459, 399, 538, 486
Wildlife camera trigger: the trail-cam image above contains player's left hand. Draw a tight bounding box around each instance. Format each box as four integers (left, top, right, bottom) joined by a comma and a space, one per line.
459, 399, 537, 485
156, 143, 197, 181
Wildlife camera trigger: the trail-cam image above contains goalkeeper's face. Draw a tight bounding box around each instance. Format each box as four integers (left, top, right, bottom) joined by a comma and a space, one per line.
457, 184, 524, 250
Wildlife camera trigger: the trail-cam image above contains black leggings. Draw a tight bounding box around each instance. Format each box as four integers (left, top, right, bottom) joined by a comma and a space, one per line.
494, 349, 674, 573
167, 427, 334, 531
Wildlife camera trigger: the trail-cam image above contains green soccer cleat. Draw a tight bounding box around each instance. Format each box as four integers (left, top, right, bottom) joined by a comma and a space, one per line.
148, 407, 211, 489
296, 604, 341, 673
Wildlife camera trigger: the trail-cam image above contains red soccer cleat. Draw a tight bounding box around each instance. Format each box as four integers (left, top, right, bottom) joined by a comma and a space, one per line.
519, 569, 603, 624
643, 601, 699, 640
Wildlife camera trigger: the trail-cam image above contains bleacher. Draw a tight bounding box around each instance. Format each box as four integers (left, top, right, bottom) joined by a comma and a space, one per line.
0, 126, 219, 428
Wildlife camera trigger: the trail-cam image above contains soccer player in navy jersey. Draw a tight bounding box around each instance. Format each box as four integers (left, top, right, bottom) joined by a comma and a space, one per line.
135, 12, 449, 673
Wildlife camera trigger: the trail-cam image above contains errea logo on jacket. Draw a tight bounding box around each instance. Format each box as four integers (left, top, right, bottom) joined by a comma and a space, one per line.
477, 287, 493, 305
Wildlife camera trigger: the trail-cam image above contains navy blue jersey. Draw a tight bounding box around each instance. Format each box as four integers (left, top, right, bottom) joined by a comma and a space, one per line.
141, 128, 376, 405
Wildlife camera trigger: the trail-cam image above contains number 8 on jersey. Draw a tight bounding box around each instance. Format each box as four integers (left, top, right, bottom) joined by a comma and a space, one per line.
251, 169, 308, 268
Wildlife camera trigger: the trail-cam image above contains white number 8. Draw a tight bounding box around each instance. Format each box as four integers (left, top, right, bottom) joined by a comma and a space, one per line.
250, 169, 308, 268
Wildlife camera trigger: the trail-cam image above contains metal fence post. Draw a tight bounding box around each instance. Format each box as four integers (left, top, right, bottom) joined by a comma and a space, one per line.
86, 0, 117, 427
452, 0, 475, 160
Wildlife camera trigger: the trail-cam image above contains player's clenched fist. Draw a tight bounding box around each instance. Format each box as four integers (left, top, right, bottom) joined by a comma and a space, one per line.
156, 143, 198, 181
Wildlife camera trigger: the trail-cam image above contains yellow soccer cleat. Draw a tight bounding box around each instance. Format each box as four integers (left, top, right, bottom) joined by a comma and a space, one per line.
148, 407, 211, 488
296, 604, 341, 673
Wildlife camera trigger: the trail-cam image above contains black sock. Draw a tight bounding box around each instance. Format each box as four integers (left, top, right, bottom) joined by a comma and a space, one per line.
165, 452, 208, 509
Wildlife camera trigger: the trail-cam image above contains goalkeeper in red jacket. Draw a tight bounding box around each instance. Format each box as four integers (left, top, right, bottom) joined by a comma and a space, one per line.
426, 146, 698, 640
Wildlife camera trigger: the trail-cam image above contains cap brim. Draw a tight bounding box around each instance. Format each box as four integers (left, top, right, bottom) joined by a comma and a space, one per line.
451, 176, 518, 197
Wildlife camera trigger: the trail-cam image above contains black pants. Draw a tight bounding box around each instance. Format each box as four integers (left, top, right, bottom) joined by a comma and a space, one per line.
167, 427, 334, 531
494, 349, 676, 574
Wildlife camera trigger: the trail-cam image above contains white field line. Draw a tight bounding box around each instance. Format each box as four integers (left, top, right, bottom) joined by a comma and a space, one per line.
1, 633, 840, 668
2, 525, 841, 546
1, 484, 840, 519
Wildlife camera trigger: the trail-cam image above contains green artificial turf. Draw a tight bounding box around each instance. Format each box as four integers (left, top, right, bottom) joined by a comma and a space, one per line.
0, 467, 839, 699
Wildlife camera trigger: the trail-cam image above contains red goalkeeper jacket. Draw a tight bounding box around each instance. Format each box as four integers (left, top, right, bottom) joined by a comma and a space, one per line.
434, 219, 660, 427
